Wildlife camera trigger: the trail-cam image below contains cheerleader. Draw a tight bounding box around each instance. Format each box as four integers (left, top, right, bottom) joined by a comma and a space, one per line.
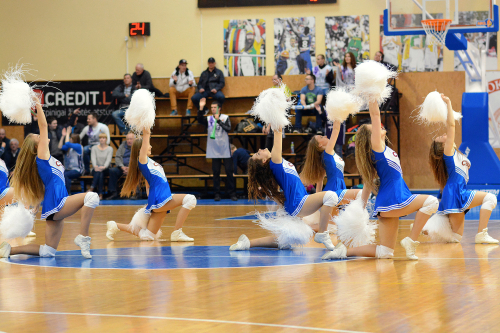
0, 97, 99, 259
428, 94, 498, 243
323, 100, 439, 260
106, 127, 196, 241
230, 128, 338, 251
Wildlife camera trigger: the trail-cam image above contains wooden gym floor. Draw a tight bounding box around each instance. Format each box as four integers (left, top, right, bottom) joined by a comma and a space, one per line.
1, 201, 499, 333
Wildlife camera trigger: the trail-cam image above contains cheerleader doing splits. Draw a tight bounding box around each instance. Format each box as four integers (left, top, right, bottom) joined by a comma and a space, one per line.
230, 128, 338, 251
323, 100, 439, 260
0, 98, 99, 259
429, 94, 498, 243
301, 120, 368, 222
106, 127, 196, 241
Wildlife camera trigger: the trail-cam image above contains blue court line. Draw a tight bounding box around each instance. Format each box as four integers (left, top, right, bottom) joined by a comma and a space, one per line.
3, 246, 349, 270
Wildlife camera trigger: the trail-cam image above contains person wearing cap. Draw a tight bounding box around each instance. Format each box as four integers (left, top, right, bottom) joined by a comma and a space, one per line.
169, 59, 196, 116
191, 58, 225, 113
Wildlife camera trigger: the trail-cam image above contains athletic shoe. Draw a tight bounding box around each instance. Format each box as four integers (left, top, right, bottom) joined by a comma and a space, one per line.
214, 194, 221, 202
106, 221, 119, 240
171, 228, 194, 242
475, 228, 500, 244
185, 109, 191, 116
321, 242, 347, 260
74, 235, 92, 259
400, 236, 419, 260
229, 234, 250, 251
314, 231, 335, 251
293, 129, 300, 133
27, 231, 36, 237
0, 242, 11, 258
170, 110, 178, 115
230, 195, 238, 201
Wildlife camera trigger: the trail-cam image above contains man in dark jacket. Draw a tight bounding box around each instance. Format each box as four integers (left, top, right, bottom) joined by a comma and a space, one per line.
132, 63, 165, 97
3, 138, 20, 174
111, 74, 136, 134
230, 144, 250, 175
191, 58, 225, 112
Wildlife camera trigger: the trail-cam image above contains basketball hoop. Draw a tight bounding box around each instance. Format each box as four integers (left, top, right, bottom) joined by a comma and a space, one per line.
421, 19, 452, 46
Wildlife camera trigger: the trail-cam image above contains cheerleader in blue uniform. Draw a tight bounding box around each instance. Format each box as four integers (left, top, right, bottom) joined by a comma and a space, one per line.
429, 94, 498, 243
323, 100, 439, 260
230, 128, 339, 251
0, 97, 99, 259
106, 127, 196, 242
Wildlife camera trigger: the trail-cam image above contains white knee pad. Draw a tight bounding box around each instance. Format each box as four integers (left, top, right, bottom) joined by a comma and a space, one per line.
419, 196, 439, 215
481, 193, 497, 211
84, 192, 100, 209
376, 245, 394, 259
39, 244, 56, 257
322, 191, 338, 207
182, 194, 197, 210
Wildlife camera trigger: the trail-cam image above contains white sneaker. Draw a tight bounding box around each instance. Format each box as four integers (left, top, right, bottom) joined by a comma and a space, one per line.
27, 231, 36, 237
0, 242, 11, 258
74, 235, 92, 259
314, 231, 335, 251
400, 237, 419, 260
106, 221, 119, 240
229, 234, 250, 251
171, 228, 194, 242
322, 242, 347, 260
475, 228, 500, 244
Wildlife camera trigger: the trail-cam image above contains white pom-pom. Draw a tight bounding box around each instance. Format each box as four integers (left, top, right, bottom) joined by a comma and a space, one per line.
124, 89, 156, 132
128, 207, 150, 234
0, 65, 37, 124
325, 87, 362, 122
415, 91, 462, 125
333, 197, 377, 247
253, 208, 314, 248
421, 214, 456, 242
250, 85, 293, 130
352, 60, 397, 104
0, 204, 35, 239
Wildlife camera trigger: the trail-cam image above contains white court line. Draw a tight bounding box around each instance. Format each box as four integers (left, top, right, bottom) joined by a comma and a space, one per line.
0, 310, 368, 332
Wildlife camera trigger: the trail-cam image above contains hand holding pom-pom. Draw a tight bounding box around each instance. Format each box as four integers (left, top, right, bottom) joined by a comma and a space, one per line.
352, 60, 398, 105
415, 91, 461, 125
325, 87, 362, 122
124, 89, 156, 132
250, 85, 293, 131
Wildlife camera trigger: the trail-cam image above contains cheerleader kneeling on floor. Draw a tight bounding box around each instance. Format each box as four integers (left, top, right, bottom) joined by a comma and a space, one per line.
323, 100, 439, 260
106, 127, 196, 242
426, 94, 498, 244
230, 128, 338, 251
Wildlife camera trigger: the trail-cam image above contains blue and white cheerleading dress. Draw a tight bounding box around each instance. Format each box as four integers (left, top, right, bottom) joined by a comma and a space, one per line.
0, 159, 10, 199
322, 151, 347, 202
138, 158, 172, 214
371, 147, 417, 217
437, 150, 475, 215
36, 156, 69, 219
269, 158, 308, 216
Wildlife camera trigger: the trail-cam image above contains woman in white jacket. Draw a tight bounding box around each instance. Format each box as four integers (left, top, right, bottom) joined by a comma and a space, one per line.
169, 59, 196, 116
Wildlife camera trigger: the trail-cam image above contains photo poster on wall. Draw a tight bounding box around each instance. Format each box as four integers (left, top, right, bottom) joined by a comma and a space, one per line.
454, 11, 497, 71
274, 17, 316, 75
379, 15, 444, 72
223, 19, 266, 77
325, 15, 370, 68
487, 71, 500, 148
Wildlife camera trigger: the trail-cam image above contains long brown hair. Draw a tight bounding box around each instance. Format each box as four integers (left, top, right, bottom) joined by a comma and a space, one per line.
120, 139, 145, 197
248, 158, 285, 206
10, 134, 45, 207
429, 140, 448, 189
300, 137, 325, 185
355, 125, 379, 194
343, 52, 357, 69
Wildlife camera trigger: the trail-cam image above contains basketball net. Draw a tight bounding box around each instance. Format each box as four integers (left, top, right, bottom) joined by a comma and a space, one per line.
421, 19, 452, 46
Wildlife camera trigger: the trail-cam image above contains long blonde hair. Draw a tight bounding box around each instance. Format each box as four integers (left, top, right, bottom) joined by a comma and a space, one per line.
10, 134, 45, 207
355, 125, 380, 194
300, 136, 325, 185
120, 139, 145, 197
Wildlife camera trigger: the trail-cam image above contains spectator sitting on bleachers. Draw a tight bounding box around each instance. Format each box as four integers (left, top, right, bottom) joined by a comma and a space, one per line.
66, 108, 85, 135
293, 74, 324, 134
47, 116, 64, 162
132, 63, 165, 97
333, 52, 356, 87
105, 133, 135, 200
0, 129, 10, 148
111, 74, 136, 135
80, 112, 110, 175
58, 126, 84, 194
374, 50, 397, 72
230, 144, 250, 175
90, 133, 113, 199
197, 98, 236, 202
192, 58, 225, 113
169, 59, 196, 116
3, 138, 20, 175
309, 54, 332, 94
